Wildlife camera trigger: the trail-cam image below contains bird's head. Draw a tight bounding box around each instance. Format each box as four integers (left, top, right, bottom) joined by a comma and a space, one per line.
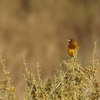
68, 39, 76, 44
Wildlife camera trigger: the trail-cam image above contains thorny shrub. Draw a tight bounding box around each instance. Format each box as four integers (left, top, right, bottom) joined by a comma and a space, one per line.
0, 43, 100, 100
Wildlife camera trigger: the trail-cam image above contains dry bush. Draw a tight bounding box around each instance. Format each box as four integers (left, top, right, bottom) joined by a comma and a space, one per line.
0, 46, 100, 99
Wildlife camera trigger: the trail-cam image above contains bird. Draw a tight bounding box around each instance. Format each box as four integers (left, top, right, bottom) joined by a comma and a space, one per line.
67, 39, 78, 57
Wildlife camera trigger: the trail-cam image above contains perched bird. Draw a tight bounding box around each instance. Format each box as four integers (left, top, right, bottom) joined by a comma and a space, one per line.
67, 39, 78, 57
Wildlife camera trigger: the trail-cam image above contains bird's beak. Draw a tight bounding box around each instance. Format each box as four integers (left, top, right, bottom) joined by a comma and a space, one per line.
68, 39, 71, 42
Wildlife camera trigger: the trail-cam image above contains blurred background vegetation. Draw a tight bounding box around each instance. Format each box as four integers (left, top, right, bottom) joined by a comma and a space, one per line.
0, 0, 100, 99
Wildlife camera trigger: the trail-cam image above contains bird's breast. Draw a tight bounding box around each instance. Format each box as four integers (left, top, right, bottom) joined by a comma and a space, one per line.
68, 44, 76, 49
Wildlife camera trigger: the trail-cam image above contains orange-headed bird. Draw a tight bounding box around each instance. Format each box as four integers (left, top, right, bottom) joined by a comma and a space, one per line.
68, 39, 78, 57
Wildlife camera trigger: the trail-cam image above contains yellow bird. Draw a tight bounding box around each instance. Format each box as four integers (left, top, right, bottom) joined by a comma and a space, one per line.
67, 39, 78, 57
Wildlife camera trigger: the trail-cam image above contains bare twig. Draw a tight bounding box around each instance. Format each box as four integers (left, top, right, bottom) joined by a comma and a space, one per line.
22, 54, 27, 67
92, 41, 97, 68
36, 63, 42, 83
